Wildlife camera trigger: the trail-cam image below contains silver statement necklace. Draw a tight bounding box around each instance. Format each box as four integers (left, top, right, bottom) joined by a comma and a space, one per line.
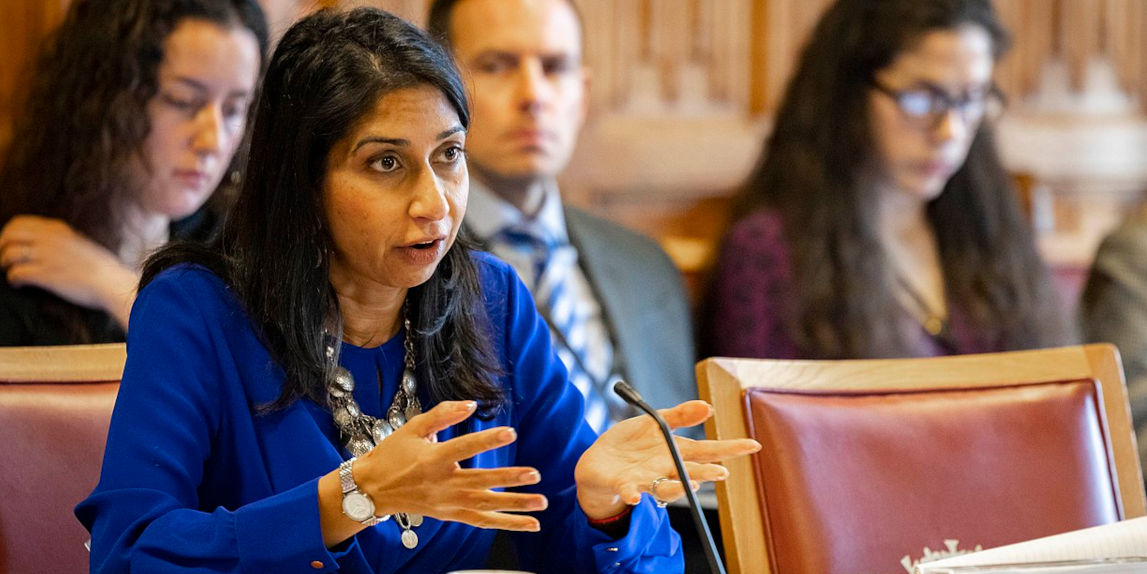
326, 309, 424, 549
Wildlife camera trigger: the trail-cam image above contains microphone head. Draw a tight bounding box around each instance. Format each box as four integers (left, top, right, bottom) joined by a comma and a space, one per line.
612, 379, 644, 405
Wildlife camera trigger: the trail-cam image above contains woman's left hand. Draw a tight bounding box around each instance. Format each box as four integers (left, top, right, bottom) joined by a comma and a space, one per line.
0, 215, 138, 329
573, 400, 761, 520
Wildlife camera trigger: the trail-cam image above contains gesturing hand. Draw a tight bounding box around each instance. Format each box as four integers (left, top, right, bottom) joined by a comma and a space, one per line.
573, 400, 761, 520
0, 215, 138, 328
353, 400, 548, 532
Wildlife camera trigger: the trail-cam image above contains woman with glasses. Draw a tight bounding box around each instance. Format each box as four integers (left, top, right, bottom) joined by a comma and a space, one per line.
700, 0, 1074, 360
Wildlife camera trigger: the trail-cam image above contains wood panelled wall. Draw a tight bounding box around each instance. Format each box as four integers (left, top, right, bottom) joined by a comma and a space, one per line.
2, 0, 1144, 273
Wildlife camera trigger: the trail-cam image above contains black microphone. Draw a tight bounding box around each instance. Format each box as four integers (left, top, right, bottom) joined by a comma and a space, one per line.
613, 380, 726, 574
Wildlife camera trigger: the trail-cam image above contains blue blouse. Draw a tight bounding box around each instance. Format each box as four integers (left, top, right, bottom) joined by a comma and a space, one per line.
76, 254, 682, 573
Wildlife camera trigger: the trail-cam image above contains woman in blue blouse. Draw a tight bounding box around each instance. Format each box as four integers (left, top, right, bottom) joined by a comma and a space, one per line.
76, 8, 758, 573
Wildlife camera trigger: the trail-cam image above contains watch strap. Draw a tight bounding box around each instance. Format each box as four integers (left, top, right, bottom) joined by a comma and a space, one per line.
339, 459, 358, 495
338, 458, 387, 525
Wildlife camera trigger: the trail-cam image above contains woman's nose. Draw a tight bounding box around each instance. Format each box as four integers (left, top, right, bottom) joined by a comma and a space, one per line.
410, 169, 449, 221
191, 105, 226, 155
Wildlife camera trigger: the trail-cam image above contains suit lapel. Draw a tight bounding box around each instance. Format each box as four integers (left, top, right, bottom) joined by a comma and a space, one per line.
564, 208, 634, 382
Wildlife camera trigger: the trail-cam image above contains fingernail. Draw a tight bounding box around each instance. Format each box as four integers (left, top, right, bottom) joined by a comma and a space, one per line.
534, 496, 548, 510
499, 428, 516, 441
456, 401, 476, 412
528, 522, 541, 532
521, 470, 540, 483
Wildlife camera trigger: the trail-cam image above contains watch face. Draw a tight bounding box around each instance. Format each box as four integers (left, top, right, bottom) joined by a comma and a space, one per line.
342, 491, 375, 522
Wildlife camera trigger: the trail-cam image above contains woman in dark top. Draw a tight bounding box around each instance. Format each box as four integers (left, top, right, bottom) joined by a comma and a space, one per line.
0, 0, 267, 345
702, 0, 1073, 360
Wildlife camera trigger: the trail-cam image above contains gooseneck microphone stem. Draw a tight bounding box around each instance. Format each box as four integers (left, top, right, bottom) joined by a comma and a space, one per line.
613, 380, 726, 574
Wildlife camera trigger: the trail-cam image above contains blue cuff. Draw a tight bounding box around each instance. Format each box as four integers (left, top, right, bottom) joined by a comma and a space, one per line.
581, 496, 682, 573
234, 477, 356, 572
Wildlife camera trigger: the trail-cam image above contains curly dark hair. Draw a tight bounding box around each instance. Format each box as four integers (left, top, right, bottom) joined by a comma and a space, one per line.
143, 7, 505, 414
0, 0, 268, 249
702, 0, 1073, 358
0, 0, 267, 342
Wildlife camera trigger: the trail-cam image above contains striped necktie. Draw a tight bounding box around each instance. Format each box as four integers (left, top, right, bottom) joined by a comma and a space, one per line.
495, 224, 620, 433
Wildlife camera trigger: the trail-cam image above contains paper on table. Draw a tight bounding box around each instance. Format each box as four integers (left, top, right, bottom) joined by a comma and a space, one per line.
915, 517, 1147, 573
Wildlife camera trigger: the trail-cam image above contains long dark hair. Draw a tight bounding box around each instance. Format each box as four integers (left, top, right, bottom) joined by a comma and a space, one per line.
144, 8, 505, 413
704, 0, 1071, 358
0, 0, 268, 342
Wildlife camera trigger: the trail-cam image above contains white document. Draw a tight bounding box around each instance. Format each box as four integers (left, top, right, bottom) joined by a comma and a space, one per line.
915, 517, 1147, 573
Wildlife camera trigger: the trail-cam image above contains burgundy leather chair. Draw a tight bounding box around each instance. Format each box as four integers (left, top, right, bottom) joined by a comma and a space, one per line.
0, 344, 124, 574
697, 344, 1146, 574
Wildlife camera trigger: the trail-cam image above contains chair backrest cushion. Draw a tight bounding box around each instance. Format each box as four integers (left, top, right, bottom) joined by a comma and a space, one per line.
0, 381, 118, 574
744, 378, 1121, 574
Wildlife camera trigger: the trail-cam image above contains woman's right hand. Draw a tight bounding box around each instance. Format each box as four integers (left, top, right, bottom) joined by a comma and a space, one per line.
319, 400, 547, 546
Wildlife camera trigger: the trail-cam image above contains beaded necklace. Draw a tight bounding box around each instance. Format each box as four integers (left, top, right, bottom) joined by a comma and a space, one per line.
325, 310, 424, 548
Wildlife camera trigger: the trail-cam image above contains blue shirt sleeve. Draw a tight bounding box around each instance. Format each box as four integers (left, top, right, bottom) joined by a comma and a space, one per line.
485, 258, 683, 573
75, 269, 352, 573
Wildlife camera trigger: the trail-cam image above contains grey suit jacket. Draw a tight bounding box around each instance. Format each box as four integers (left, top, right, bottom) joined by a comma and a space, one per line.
1081, 214, 1147, 480
563, 207, 698, 413
465, 206, 698, 419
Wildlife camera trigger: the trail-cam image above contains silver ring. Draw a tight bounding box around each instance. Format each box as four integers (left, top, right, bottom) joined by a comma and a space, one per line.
20, 246, 30, 263
649, 476, 671, 508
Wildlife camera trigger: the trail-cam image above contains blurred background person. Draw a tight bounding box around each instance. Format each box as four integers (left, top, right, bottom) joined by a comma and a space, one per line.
701, 0, 1074, 361
427, 0, 697, 434
0, 0, 267, 345
1081, 211, 1147, 483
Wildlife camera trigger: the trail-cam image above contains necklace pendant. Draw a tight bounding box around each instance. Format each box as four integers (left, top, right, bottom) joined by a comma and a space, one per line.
388, 407, 405, 429
331, 367, 355, 393
333, 407, 354, 428
407, 513, 423, 527
404, 404, 421, 423
371, 419, 393, 443
402, 370, 417, 395
400, 528, 418, 549
348, 437, 373, 457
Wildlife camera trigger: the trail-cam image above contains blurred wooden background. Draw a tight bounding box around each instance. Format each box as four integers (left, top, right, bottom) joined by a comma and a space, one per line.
2, 0, 1145, 297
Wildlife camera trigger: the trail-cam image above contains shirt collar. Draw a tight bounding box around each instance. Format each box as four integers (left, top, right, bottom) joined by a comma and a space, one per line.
466, 178, 569, 244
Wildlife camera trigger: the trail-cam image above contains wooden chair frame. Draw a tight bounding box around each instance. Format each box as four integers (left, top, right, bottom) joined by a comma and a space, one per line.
0, 343, 126, 383
697, 344, 1147, 574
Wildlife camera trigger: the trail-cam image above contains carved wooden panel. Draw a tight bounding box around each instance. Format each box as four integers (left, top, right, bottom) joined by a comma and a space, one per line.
1, 0, 1142, 278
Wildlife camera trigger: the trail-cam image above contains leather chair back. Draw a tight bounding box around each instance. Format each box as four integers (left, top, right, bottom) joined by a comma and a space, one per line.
0, 344, 125, 574
697, 344, 1146, 574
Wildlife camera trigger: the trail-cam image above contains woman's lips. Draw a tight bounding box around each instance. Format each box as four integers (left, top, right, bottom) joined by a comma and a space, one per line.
397, 239, 446, 266
173, 170, 209, 188
509, 129, 550, 147
917, 160, 955, 178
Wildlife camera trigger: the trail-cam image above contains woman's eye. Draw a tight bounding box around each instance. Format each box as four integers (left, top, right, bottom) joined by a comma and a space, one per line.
223, 100, 247, 121
370, 155, 399, 173
442, 146, 465, 162
161, 94, 199, 111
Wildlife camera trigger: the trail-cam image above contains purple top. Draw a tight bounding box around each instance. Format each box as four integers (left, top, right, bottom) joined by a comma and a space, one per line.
705, 209, 999, 359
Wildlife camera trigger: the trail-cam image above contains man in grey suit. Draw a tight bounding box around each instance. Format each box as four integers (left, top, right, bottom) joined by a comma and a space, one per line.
1081, 212, 1147, 483
426, 0, 696, 432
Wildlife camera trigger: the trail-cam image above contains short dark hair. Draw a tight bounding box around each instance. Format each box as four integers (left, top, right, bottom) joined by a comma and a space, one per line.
702, 0, 1072, 358
145, 7, 504, 414
426, 0, 583, 49
0, 0, 268, 343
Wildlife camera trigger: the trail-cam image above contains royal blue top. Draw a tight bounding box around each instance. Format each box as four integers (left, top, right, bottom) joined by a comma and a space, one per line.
75, 253, 682, 573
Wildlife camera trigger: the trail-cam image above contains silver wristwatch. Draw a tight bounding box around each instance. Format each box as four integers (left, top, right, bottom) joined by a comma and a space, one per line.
338, 458, 388, 526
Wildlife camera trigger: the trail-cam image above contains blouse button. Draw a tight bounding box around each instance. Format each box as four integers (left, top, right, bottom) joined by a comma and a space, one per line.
310, 560, 324, 569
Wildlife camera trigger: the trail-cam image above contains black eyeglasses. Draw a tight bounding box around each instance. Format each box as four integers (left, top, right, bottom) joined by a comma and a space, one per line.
869, 78, 1006, 128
